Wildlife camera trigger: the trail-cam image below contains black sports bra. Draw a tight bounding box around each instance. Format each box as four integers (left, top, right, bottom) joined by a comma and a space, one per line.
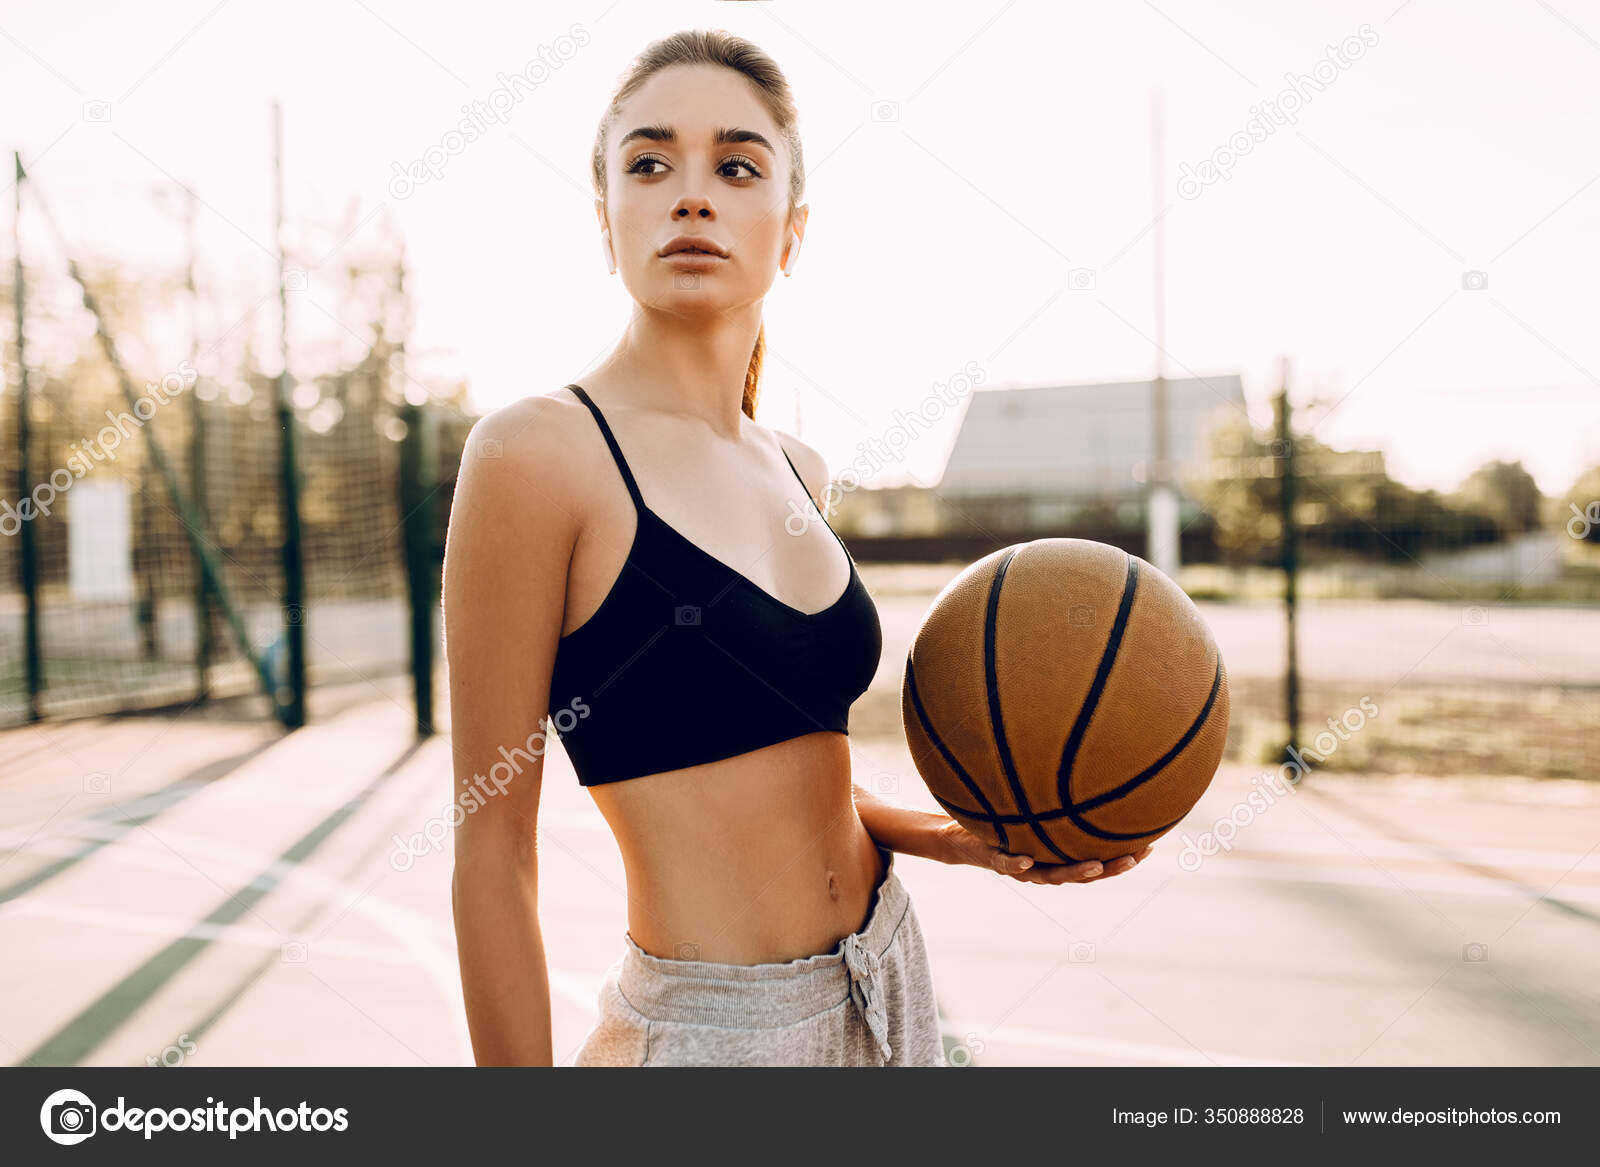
546, 384, 883, 787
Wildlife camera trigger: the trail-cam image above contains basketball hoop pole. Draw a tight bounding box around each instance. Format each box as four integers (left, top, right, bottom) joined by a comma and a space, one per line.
1146, 87, 1180, 579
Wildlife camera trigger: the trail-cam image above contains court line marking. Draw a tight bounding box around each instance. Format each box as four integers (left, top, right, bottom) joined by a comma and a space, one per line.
937, 1017, 1311, 1067
0, 820, 474, 1065
1182, 856, 1600, 906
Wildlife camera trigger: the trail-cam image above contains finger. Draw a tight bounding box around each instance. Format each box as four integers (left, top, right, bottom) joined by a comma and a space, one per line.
1041, 860, 1104, 884
991, 851, 1035, 876
1085, 853, 1145, 881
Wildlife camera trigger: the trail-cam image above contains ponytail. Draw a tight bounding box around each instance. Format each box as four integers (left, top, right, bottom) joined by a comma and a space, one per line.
741, 322, 764, 419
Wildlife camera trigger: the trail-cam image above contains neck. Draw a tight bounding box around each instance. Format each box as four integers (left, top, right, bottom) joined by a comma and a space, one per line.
597, 303, 761, 437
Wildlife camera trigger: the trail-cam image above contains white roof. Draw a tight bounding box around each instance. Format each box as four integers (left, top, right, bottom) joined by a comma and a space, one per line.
937, 375, 1246, 499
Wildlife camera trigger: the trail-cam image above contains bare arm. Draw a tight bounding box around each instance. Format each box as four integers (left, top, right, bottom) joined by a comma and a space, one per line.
773, 429, 1153, 888
444, 398, 580, 1066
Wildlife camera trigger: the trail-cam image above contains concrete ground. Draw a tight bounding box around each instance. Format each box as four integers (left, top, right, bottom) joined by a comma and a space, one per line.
1, 682, 1595, 1068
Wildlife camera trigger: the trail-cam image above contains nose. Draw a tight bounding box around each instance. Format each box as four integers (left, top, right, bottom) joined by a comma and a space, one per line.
672, 195, 713, 220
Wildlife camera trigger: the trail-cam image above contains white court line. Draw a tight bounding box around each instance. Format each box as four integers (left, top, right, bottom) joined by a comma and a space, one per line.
939, 1018, 1312, 1067
1184, 855, 1600, 905
5, 899, 408, 964
5, 829, 608, 1039
7, 893, 602, 1015
1, 823, 477, 1064
1213, 835, 1600, 873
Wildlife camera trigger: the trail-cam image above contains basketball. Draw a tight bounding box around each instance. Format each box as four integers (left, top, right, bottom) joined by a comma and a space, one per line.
900, 538, 1229, 864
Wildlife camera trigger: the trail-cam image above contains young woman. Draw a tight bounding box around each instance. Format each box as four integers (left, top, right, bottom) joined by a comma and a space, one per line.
444, 29, 1152, 1068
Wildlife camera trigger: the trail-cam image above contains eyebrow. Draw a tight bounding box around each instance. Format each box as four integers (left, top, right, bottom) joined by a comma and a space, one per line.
616, 124, 777, 155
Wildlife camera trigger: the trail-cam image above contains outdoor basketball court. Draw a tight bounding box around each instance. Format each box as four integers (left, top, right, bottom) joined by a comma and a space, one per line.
3, 664, 1596, 1068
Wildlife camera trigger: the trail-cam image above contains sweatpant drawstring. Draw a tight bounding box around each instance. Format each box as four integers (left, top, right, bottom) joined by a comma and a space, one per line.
841, 932, 893, 1063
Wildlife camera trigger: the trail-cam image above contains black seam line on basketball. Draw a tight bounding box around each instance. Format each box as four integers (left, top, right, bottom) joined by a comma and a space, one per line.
904, 655, 1009, 852
927, 789, 1191, 842
1071, 655, 1225, 815
930, 654, 1224, 841
985, 546, 1077, 864
1056, 552, 1139, 811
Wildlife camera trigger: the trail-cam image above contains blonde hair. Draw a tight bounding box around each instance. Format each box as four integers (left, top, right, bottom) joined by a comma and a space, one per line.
591, 29, 805, 420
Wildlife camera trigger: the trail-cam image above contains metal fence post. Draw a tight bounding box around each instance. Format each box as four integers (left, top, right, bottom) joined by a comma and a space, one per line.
13, 153, 42, 722
1276, 358, 1301, 764
398, 400, 437, 737
272, 103, 306, 728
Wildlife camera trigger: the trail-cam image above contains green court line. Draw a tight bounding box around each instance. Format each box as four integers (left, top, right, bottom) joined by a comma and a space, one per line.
18, 738, 424, 1067
0, 744, 274, 907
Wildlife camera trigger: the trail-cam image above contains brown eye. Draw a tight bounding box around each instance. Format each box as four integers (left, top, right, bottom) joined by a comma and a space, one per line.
626, 155, 666, 176
719, 156, 763, 181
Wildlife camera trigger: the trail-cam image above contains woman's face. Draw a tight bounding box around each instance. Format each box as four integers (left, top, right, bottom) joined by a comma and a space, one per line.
598, 63, 804, 314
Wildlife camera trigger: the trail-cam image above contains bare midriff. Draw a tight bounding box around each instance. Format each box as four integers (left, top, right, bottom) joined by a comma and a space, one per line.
586, 730, 886, 965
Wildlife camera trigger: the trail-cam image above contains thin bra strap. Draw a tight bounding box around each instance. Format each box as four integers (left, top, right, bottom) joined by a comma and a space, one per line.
778, 442, 851, 558
565, 384, 646, 514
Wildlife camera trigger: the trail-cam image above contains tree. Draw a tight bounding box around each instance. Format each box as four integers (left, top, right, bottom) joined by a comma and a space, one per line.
1451, 460, 1543, 534
1192, 414, 1503, 564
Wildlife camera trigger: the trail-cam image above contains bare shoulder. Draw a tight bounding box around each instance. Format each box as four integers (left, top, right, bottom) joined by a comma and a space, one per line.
767, 426, 832, 513
467, 388, 589, 470
456, 388, 595, 520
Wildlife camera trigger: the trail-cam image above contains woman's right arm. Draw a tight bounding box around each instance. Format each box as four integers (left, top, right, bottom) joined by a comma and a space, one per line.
443, 398, 581, 1066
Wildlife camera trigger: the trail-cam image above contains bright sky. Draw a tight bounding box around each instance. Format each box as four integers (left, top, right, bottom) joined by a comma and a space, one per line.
4, 0, 1597, 495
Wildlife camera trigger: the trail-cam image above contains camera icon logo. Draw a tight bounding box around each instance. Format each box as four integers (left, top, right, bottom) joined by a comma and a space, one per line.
1461, 269, 1488, 291
675, 942, 700, 960
283, 268, 309, 293
675, 605, 701, 626
1069, 941, 1096, 963
673, 272, 700, 290
83, 772, 111, 794
1069, 604, 1096, 627
1461, 606, 1488, 627
944, 1030, 987, 1067
870, 100, 900, 122
1068, 267, 1097, 291
40, 1089, 97, 1145
1462, 942, 1488, 962
82, 100, 111, 123
478, 438, 503, 459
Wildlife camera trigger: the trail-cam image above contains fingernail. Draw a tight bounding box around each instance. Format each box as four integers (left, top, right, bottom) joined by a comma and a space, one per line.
1085, 863, 1103, 876
1017, 857, 1033, 869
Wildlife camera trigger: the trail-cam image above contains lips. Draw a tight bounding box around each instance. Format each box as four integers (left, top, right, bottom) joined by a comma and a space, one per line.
659, 235, 729, 258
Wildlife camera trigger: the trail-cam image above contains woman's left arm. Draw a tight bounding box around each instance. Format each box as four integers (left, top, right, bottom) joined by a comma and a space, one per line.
851, 782, 1153, 885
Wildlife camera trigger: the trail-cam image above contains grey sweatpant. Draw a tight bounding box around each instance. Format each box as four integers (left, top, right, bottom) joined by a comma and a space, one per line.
571, 847, 946, 1066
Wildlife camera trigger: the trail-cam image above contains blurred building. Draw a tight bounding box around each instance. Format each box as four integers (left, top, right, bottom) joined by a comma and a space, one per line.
836, 375, 1244, 548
